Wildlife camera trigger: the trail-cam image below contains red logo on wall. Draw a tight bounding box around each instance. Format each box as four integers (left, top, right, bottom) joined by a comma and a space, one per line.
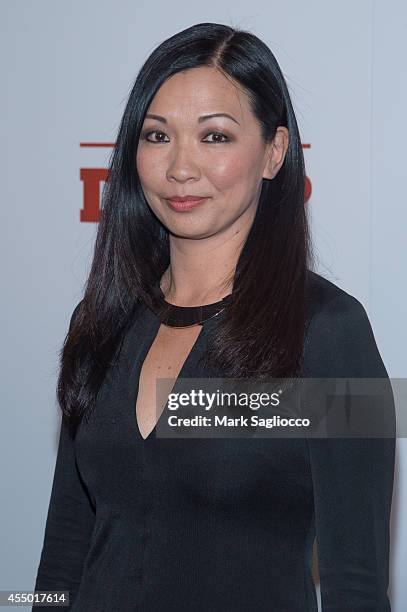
80, 143, 312, 223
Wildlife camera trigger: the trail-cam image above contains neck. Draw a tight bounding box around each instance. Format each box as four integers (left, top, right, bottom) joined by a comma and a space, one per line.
160, 223, 250, 306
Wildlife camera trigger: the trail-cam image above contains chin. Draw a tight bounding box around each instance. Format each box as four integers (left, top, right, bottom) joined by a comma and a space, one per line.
166, 221, 217, 240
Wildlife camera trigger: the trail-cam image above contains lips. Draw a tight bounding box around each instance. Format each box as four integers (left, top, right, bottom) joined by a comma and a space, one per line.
165, 196, 209, 211
167, 196, 207, 202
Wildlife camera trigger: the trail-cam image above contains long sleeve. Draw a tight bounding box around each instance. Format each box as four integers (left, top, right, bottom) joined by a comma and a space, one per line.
304, 292, 396, 611
33, 418, 96, 608
33, 302, 95, 608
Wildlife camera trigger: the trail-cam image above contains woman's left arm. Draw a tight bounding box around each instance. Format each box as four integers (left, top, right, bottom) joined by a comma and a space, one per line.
305, 293, 396, 611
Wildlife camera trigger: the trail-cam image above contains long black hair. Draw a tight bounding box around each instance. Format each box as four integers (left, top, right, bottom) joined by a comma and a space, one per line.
58, 22, 314, 437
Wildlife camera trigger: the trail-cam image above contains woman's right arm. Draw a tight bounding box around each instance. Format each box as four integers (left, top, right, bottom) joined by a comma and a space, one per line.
33, 303, 96, 608
32, 418, 96, 609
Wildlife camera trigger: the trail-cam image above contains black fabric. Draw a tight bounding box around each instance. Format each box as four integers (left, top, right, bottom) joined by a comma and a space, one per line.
32, 271, 395, 611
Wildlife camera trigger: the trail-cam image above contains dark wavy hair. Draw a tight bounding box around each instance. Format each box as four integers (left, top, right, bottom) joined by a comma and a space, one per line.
58, 22, 314, 437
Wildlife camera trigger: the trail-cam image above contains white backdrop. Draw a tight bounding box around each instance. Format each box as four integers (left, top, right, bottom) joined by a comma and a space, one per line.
1, 1, 406, 609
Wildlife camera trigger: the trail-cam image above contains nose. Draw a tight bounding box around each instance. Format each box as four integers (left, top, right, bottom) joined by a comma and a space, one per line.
166, 143, 201, 183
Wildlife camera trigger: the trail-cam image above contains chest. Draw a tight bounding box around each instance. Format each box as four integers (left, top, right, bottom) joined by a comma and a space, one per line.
74, 310, 314, 515
135, 323, 203, 439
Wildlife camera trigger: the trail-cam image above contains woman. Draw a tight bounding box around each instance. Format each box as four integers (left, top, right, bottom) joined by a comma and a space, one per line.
33, 22, 395, 611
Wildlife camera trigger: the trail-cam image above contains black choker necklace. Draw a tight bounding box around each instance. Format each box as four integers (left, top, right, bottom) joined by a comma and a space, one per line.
153, 287, 233, 327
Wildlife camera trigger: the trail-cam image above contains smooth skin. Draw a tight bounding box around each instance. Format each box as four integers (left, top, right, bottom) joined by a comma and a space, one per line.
136, 65, 289, 306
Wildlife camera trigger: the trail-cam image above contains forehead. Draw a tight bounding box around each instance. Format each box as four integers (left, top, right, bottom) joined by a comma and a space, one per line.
146, 66, 252, 124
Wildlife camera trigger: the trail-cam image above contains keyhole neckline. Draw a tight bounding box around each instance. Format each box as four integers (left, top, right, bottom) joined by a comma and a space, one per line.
129, 302, 214, 442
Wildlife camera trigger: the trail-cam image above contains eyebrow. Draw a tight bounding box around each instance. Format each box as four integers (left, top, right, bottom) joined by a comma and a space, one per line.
144, 112, 240, 126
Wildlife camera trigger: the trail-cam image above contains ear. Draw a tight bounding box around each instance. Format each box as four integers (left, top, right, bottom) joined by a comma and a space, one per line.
262, 127, 289, 180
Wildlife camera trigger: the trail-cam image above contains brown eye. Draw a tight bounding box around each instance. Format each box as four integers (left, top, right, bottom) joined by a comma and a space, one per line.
142, 130, 169, 143
202, 132, 230, 143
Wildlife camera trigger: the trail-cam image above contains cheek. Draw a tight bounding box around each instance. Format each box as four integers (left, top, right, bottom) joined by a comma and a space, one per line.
208, 150, 261, 198
208, 154, 248, 191
136, 150, 160, 189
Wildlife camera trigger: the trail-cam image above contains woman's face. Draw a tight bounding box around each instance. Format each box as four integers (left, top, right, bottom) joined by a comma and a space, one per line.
136, 66, 287, 239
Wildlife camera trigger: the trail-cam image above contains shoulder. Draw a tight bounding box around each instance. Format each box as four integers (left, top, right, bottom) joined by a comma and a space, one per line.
306, 269, 372, 331
303, 270, 388, 378
306, 270, 364, 320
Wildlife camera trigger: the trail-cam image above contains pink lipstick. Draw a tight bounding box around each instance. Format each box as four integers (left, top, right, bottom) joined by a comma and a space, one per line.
165, 196, 209, 211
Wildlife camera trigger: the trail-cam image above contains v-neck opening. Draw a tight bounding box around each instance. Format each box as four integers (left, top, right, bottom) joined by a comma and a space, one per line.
127, 302, 213, 442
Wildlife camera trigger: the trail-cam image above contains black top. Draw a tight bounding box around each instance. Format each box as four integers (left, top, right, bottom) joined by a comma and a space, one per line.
33, 271, 396, 611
